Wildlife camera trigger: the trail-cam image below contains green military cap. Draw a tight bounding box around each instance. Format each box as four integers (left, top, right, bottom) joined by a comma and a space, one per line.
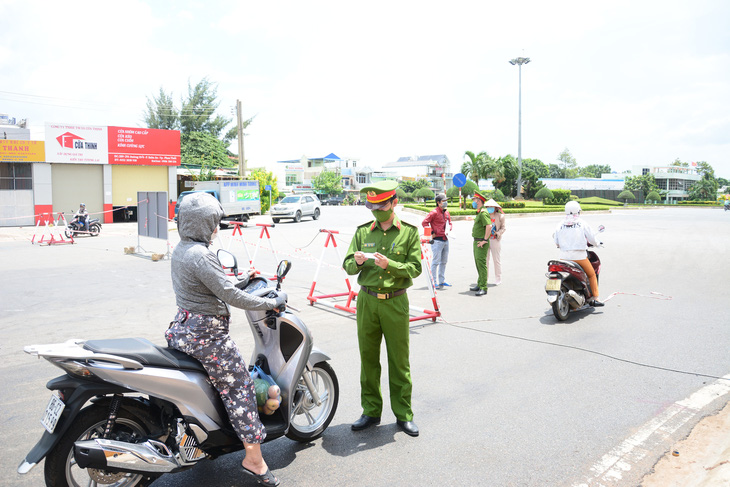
473, 190, 488, 203
361, 180, 399, 209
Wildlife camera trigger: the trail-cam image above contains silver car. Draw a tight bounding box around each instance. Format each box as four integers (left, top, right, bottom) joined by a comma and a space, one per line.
271, 194, 321, 223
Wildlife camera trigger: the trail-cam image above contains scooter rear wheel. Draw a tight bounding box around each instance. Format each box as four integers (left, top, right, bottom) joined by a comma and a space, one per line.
44, 404, 157, 487
552, 288, 570, 321
286, 361, 339, 442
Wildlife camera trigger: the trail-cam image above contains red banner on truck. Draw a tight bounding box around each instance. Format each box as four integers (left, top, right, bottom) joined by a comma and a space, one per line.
108, 126, 180, 165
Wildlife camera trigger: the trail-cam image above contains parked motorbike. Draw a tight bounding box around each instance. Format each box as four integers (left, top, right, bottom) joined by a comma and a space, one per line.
65, 215, 101, 238
18, 254, 339, 487
545, 225, 605, 321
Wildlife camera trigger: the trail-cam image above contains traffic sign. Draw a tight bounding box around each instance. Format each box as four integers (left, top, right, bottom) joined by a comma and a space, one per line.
264, 184, 272, 191
453, 173, 467, 188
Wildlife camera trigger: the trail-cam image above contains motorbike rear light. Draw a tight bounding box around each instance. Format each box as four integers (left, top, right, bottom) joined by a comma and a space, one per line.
548, 264, 563, 272
51, 359, 94, 378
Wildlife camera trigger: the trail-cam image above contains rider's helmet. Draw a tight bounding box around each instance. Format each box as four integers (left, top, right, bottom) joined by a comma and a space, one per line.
565, 201, 581, 215
435, 194, 447, 204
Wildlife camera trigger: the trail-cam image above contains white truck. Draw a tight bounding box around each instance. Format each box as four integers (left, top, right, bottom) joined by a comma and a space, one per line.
175, 180, 261, 223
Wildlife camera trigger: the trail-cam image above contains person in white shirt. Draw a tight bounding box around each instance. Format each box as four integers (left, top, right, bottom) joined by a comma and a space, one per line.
553, 201, 604, 307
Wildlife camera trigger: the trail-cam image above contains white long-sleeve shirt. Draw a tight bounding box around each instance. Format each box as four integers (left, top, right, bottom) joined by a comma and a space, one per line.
553, 218, 600, 260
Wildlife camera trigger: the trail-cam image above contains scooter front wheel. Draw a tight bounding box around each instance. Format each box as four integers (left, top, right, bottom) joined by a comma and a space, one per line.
552, 289, 570, 321
286, 361, 339, 443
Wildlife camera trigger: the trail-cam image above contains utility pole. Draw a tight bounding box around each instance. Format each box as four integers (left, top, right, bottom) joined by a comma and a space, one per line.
236, 99, 246, 178
509, 56, 530, 200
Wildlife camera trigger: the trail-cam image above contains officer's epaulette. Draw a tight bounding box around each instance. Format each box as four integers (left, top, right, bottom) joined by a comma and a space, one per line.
400, 220, 417, 229
358, 220, 375, 229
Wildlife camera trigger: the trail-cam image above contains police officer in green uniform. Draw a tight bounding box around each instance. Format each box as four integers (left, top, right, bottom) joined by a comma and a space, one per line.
343, 180, 423, 437
470, 190, 493, 296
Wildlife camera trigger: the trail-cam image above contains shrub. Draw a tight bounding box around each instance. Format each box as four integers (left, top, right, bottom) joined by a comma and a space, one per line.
578, 196, 622, 206
645, 191, 662, 204
617, 190, 636, 203
534, 187, 554, 204
545, 189, 571, 205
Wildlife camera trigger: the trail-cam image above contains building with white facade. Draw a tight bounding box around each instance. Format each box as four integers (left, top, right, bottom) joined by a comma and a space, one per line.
382, 155, 452, 192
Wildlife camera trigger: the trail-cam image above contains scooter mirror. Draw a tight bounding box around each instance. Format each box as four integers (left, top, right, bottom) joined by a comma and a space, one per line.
217, 249, 239, 278
598, 225, 605, 233
276, 260, 291, 280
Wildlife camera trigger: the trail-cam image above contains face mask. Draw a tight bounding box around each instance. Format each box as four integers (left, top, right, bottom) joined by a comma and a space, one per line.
372, 209, 393, 222
487, 207, 495, 214
471, 201, 478, 209
440, 202, 448, 209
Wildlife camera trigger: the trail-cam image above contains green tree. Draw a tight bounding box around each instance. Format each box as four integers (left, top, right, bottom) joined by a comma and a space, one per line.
522, 158, 549, 178
557, 148, 578, 179
579, 164, 612, 178
445, 186, 460, 199
312, 170, 343, 196
462, 179, 478, 197
534, 187, 554, 205
180, 132, 233, 168
179, 78, 231, 141
413, 187, 435, 202
646, 191, 661, 203
462, 151, 490, 183
144, 87, 178, 130
250, 167, 278, 214
399, 179, 429, 193
617, 190, 636, 206
670, 158, 689, 167
624, 173, 659, 194
548, 163, 563, 178
493, 155, 519, 197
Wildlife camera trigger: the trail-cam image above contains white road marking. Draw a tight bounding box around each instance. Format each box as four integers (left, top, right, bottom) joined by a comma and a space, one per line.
574, 374, 730, 486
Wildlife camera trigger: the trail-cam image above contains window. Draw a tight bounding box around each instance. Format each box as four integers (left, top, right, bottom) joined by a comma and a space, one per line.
357, 174, 368, 184
0, 163, 32, 190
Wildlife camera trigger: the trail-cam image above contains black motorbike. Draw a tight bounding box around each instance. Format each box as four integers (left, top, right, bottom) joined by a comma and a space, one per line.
65, 216, 101, 238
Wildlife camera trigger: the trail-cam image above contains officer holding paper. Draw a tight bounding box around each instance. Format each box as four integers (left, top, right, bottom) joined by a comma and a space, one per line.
343, 180, 423, 437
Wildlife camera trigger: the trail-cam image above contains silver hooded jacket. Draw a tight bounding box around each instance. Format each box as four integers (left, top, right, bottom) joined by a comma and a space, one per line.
171, 192, 275, 316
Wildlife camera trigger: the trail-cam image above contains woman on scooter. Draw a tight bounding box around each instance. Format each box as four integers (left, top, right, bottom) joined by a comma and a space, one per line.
166, 192, 285, 486
553, 201, 604, 307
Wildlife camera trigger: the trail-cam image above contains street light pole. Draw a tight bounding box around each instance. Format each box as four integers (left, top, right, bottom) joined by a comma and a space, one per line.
509, 56, 530, 199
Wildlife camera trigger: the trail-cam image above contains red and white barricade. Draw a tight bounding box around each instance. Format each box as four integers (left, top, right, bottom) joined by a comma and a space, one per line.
226, 222, 280, 279
306, 229, 357, 313
307, 229, 441, 323
31, 213, 74, 245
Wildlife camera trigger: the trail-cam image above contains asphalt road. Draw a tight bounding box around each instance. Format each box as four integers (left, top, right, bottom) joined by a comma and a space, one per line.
2, 205, 729, 487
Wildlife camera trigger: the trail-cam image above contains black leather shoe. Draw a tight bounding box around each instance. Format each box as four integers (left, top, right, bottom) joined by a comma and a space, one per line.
475, 288, 487, 296
469, 284, 479, 291
396, 420, 419, 437
589, 299, 604, 307
351, 415, 380, 431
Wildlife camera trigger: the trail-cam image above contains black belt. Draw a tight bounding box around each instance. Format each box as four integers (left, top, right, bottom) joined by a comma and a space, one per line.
432, 236, 446, 241
360, 286, 407, 300
474, 238, 488, 241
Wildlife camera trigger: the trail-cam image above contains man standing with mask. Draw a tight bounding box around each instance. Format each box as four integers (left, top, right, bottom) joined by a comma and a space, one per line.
422, 194, 453, 289
470, 190, 493, 296
343, 180, 423, 437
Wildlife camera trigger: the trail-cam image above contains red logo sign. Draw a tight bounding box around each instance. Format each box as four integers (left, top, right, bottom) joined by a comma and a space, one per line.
56, 132, 84, 148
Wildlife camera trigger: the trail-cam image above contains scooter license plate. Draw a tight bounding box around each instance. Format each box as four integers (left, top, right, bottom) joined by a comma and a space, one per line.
545, 279, 561, 291
40, 394, 65, 434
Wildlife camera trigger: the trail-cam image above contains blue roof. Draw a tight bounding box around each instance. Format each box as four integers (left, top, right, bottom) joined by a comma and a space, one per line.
277, 153, 341, 163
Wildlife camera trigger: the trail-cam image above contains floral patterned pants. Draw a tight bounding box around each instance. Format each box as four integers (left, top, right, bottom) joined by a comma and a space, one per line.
165, 308, 266, 444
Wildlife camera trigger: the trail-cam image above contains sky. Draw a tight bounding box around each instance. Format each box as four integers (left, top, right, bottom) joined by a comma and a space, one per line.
1, 0, 729, 182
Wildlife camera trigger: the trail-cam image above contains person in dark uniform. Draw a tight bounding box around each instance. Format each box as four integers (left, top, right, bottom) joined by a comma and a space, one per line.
343, 180, 423, 437
469, 190, 492, 296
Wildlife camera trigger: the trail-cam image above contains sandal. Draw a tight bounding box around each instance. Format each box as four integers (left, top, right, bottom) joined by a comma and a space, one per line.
241, 464, 280, 486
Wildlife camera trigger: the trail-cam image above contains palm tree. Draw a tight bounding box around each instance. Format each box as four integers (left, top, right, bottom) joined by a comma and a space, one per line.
463, 151, 489, 183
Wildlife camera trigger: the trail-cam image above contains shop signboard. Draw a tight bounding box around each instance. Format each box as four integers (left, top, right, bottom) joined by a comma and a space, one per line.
0, 140, 45, 163
108, 127, 180, 165
45, 123, 180, 166
45, 123, 108, 164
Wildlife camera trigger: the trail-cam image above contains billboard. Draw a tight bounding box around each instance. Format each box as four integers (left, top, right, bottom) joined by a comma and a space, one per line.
45, 123, 180, 166
0, 140, 45, 163
108, 127, 180, 165
45, 123, 109, 164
